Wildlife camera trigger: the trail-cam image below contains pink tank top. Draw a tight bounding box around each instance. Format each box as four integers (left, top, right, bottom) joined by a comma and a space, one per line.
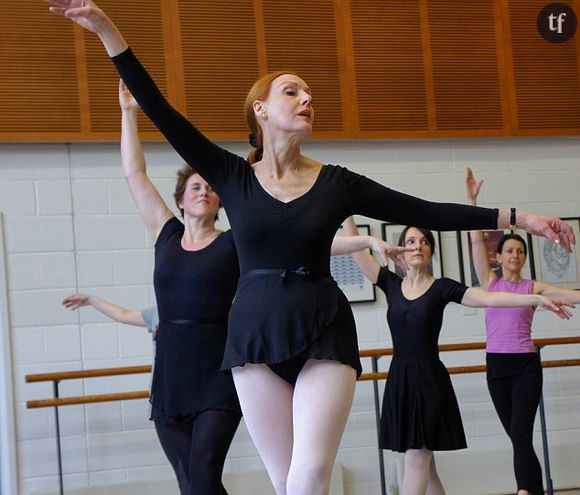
485, 278, 536, 353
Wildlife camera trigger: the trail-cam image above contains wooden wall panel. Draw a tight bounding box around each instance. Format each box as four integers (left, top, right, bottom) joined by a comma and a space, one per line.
177, 0, 260, 137
262, 0, 345, 135
507, 0, 580, 132
428, 0, 506, 131
350, 0, 429, 133
0, 1, 81, 138
2, 1, 580, 141
83, 0, 168, 137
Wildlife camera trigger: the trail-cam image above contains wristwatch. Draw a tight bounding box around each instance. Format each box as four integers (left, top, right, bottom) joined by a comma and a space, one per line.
509, 207, 517, 231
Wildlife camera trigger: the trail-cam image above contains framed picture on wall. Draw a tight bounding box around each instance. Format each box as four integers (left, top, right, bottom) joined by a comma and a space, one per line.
330, 224, 376, 303
458, 230, 533, 287
381, 223, 443, 278
530, 217, 580, 289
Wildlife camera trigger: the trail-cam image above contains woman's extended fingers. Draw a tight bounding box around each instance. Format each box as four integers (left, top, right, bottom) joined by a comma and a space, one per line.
62, 294, 88, 310
388, 246, 412, 271
465, 167, 484, 202
555, 300, 575, 318
544, 299, 574, 319
118, 79, 140, 110
46, 0, 83, 15
524, 214, 576, 253
549, 217, 576, 252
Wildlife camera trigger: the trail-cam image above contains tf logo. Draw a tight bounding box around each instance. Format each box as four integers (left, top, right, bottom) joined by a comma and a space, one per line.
537, 3, 577, 43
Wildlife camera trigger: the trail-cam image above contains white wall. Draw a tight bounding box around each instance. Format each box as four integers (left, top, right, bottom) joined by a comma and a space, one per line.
1, 137, 579, 495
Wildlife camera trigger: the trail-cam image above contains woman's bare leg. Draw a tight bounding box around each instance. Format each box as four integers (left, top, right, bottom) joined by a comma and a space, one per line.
425, 455, 446, 495
402, 448, 434, 495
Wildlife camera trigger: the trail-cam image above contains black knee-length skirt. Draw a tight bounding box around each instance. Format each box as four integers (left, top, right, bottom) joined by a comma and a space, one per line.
380, 355, 467, 453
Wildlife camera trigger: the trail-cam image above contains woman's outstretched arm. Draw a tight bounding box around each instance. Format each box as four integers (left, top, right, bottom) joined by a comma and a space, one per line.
331, 220, 410, 275
461, 287, 574, 320
343, 167, 575, 251
337, 217, 382, 284
62, 293, 146, 327
533, 281, 580, 304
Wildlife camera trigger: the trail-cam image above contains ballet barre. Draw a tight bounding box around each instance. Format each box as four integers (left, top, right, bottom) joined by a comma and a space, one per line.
26, 365, 152, 495
25, 336, 580, 495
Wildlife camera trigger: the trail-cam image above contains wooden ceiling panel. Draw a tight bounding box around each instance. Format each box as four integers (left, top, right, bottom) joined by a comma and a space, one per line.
4, 1, 580, 141
0, 1, 81, 136
428, 0, 504, 130
263, 0, 344, 134
507, 0, 580, 131
84, 0, 168, 135
350, 0, 429, 132
178, 0, 260, 135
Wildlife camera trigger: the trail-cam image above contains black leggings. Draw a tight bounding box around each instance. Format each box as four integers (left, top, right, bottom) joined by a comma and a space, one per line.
154, 410, 241, 495
487, 367, 544, 494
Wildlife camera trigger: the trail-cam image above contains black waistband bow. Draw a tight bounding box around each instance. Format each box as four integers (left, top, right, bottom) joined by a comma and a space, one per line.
280, 266, 311, 283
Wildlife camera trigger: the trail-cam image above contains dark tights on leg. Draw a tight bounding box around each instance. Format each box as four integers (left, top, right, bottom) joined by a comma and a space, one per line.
155, 410, 241, 495
487, 368, 544, 495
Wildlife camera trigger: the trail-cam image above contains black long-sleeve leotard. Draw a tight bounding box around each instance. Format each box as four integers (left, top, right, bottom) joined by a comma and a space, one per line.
113, 49, 497, 275
112, 48, 499, 373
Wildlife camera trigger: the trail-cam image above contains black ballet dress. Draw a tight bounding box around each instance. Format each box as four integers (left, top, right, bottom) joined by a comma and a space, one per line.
150, 217, 241, 423
376, 267, 468, 452
112, 48, 499, 378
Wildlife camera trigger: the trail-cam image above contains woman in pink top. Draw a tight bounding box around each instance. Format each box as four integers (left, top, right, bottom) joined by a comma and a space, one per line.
466, 168, 580, 495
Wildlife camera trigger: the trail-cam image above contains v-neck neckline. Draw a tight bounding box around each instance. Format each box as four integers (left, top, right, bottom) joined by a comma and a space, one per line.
250, 164, 326, 205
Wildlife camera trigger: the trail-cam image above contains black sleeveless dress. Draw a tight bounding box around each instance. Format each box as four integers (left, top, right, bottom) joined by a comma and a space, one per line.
150, 218, 240, 423
376, 267, 468, 452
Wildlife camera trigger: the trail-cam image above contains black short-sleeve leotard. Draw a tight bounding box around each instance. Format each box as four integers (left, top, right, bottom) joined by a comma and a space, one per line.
151, 217, 240, 423
376, 267, 468, 452
112, 49, 498, 376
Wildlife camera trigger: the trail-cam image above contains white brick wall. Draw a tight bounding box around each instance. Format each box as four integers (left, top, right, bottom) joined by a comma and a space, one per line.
1, 137, 580, 494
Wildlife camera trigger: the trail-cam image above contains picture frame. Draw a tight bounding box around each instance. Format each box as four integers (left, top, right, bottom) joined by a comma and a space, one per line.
330, 224, 377, 303
530, 217, 580, 289
458, 229, 533, 287
380, 223, 443, 278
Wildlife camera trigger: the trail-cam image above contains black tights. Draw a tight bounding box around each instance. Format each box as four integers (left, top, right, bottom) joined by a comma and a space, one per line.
487, 368, 544, 495
154, 410, 241, 495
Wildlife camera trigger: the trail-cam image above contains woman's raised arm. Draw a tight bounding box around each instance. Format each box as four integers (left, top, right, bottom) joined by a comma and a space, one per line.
119, 80, 173, 241
465, 167, 496, 289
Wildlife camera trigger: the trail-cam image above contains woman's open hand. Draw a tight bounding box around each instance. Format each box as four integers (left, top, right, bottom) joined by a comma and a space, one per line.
368, 237, 413, 272
536, 296, 575, 320
465, 167, 484, 206
46, 0, 128, 56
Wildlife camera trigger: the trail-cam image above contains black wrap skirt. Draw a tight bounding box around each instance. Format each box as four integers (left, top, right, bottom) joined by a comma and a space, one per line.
221, 270, 362, 377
